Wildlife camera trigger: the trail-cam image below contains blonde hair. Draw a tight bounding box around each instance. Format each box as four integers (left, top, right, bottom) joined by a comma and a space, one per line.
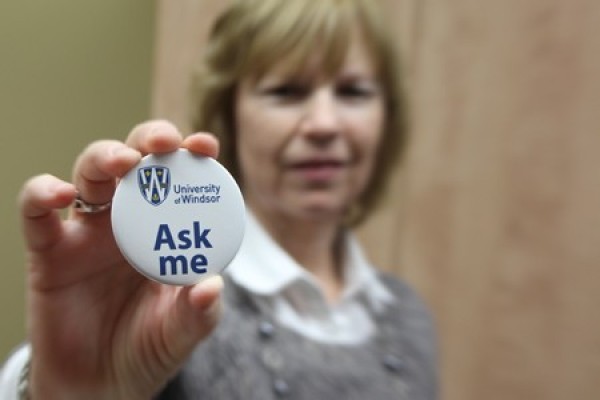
190, 0, 406, 225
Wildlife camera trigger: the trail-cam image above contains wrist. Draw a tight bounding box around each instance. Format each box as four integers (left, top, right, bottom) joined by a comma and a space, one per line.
26, 361, 154, 400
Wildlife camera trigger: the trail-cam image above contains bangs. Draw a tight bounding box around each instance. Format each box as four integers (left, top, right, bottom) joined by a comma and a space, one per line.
242, 0, 358, 79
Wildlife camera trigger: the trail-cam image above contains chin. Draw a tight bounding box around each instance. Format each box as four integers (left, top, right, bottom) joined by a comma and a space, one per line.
270, 188, 357, 224
293, 199, 348, 223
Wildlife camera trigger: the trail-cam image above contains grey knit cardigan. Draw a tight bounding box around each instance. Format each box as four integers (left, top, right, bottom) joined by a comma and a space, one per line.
157, 273, 438, 399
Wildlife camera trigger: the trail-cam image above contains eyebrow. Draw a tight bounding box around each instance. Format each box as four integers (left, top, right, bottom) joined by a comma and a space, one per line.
337, 72, 379, 84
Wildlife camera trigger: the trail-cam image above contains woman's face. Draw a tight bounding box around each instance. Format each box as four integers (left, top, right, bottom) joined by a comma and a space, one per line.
235, 33, 385, 225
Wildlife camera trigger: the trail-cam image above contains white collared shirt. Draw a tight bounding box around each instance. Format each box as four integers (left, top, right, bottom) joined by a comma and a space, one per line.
225, 212, 394, 345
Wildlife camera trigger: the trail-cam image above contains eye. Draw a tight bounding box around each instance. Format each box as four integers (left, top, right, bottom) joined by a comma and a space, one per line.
337, 83, 378, 100
264, 83, 308, 100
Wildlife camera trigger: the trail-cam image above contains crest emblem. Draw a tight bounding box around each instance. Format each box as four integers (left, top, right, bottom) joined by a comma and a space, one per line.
138, 166, 170, 206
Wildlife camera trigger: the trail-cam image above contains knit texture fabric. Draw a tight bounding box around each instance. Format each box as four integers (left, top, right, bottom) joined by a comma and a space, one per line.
157, 273, 438, 399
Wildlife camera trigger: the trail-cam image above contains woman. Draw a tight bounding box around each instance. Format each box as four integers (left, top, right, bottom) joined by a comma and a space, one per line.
1, 0, 437, 399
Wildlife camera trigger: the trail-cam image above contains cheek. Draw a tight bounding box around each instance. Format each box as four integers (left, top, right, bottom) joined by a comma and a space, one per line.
235, 104, 286, 190
236, 126, 271, 187
347, 108, 385, 191
351, 106, 385, 162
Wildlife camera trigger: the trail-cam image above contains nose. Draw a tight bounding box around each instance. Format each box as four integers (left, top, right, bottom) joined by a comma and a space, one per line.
299, 88, 341, 144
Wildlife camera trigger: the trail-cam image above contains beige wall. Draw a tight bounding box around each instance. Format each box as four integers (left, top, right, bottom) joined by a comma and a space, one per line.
0, 1, 155, 359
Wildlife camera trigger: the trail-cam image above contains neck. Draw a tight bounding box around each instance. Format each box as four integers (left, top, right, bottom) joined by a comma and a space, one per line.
250, 207, 345, 302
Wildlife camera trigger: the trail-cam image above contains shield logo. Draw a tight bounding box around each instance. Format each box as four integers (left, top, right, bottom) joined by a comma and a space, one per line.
138, 166, 170, 206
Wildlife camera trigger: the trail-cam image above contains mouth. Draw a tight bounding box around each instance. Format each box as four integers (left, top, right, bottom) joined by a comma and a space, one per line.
290, 159, 346, 168
287, 159, 349, 182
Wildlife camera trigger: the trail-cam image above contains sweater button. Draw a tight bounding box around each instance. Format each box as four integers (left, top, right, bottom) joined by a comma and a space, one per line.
382, 354, 404, 373
273, 378, 290, 396
258, 321, 275, 339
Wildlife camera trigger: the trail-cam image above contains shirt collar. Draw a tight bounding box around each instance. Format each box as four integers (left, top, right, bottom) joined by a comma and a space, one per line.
225, 211, 394, 310
341, 231, 395, 311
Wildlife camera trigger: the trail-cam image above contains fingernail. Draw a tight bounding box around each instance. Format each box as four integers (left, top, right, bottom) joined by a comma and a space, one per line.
200, 275, 224, 291
111, 146, 139, 159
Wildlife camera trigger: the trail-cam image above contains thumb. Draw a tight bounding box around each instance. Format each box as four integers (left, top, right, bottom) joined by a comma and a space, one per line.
163, 275, 223, 363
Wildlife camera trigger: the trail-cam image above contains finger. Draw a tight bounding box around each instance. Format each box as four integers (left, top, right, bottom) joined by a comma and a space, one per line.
73, 140, 141, 205
181, 132, 220, 159
163, 276, 223, 363
125, 120, 183, 155
19, 175, 76, 251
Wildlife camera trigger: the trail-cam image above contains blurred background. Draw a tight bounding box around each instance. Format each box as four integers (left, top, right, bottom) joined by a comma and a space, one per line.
0, 0, 154, 360
2, 1, 600, 399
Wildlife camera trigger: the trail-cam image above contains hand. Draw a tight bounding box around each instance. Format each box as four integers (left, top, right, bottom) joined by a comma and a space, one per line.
19, 120, 223, 400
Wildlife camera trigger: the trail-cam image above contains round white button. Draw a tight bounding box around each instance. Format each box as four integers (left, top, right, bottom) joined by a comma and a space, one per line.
111, 149, 245, 285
